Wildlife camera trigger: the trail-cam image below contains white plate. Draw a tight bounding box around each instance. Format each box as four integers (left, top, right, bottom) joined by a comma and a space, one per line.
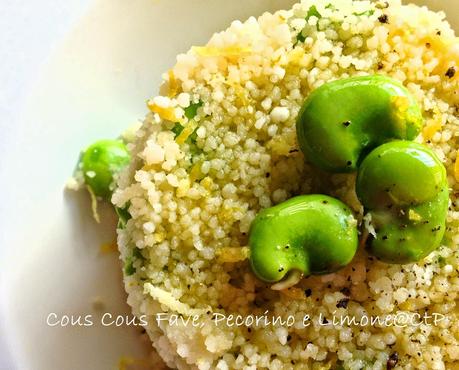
0, 0, 457, 369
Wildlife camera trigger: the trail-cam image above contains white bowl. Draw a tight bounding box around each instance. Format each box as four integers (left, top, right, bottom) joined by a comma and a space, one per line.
0, 1, 457, 369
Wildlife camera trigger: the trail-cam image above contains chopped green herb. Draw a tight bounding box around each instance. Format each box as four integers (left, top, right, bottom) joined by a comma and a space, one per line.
172, 123, 201, 155
354, 9, 375, 16
133, 247, 145, 260
184, 101, 203, 120
124, 247, 145, 276
295, 5, 322, 44
296, 33, 306, 44
171, 122, 185, 137
170, 101, 205, 156
306, 5, 321, 19
437, 256, 446, 267
115, 202, 131, 229
124, 257, 136, 276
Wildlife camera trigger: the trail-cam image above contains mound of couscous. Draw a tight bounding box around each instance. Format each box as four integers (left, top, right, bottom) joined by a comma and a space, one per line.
111, 1, 459, 368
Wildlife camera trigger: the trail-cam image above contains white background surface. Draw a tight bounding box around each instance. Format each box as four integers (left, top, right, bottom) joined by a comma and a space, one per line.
0, 0, 457, 369
1, 2, 91, 368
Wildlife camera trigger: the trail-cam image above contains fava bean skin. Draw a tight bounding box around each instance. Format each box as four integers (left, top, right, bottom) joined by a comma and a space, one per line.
356, 141, 449, 263
81, 139, 130, 200
296, 75, 423, 172
249, 195, 358, 283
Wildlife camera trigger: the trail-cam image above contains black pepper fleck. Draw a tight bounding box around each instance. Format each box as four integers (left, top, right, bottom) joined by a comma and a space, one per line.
446, 67, 456, 78
387, 352, 399, 369
382, 235, 388, 240
342, 121, 351, 127
336, 298, 350, 309
378, 14, 389, 23
304, 288, 312, 297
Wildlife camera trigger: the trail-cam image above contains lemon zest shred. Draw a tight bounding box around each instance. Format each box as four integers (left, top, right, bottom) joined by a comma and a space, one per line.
454, 153, 459, 183
423, 110, 443, 140
176, 120, 198, 145
216, 246, 250, 263
100, 241, 118, 254
200, 176, 214, 191
118, 356, 135, 370
147, 102, 179, 122
192, 45, 252, 58
423, 120, 442, 140
176, 178, 191, 198
288, 48, 305, 64
118, 356, 151, 370
189, 161, 203, 183
167, 69, 180, 98
408, 209, 422, 222
144, 283, 208, 316
279, 287, 306, 300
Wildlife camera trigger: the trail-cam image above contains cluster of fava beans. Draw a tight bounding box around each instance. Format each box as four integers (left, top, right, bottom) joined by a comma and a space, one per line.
249, 75, 449, 290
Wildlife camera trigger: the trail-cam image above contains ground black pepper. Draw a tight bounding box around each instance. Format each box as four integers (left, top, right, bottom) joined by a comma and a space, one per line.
336, 298, 350, 309
387, 352, 399, 369
378, 14, 389, 23
446, 66, 456, 78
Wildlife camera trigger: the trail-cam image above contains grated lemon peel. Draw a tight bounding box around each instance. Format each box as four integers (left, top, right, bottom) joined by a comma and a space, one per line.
100, 241, 118, 254
144, 283, 208, 316
176, 120, 198, 145
216, 246, 250, 263
454, 153, 459, 183
147, 101, 181, 123
192, 45, 252, 58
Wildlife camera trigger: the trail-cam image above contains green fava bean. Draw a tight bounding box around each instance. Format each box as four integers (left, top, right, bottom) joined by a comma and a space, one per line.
296, 75, 423, 172
249, 195, 358, 286
356, 141, 449, 263
81, 139, 130, 200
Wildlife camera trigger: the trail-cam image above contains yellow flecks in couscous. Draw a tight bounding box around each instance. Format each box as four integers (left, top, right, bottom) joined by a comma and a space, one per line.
99, 241, 118, 254
216, 246, 250, 263
192, 45, 252, 58
176, 120, 198, 145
